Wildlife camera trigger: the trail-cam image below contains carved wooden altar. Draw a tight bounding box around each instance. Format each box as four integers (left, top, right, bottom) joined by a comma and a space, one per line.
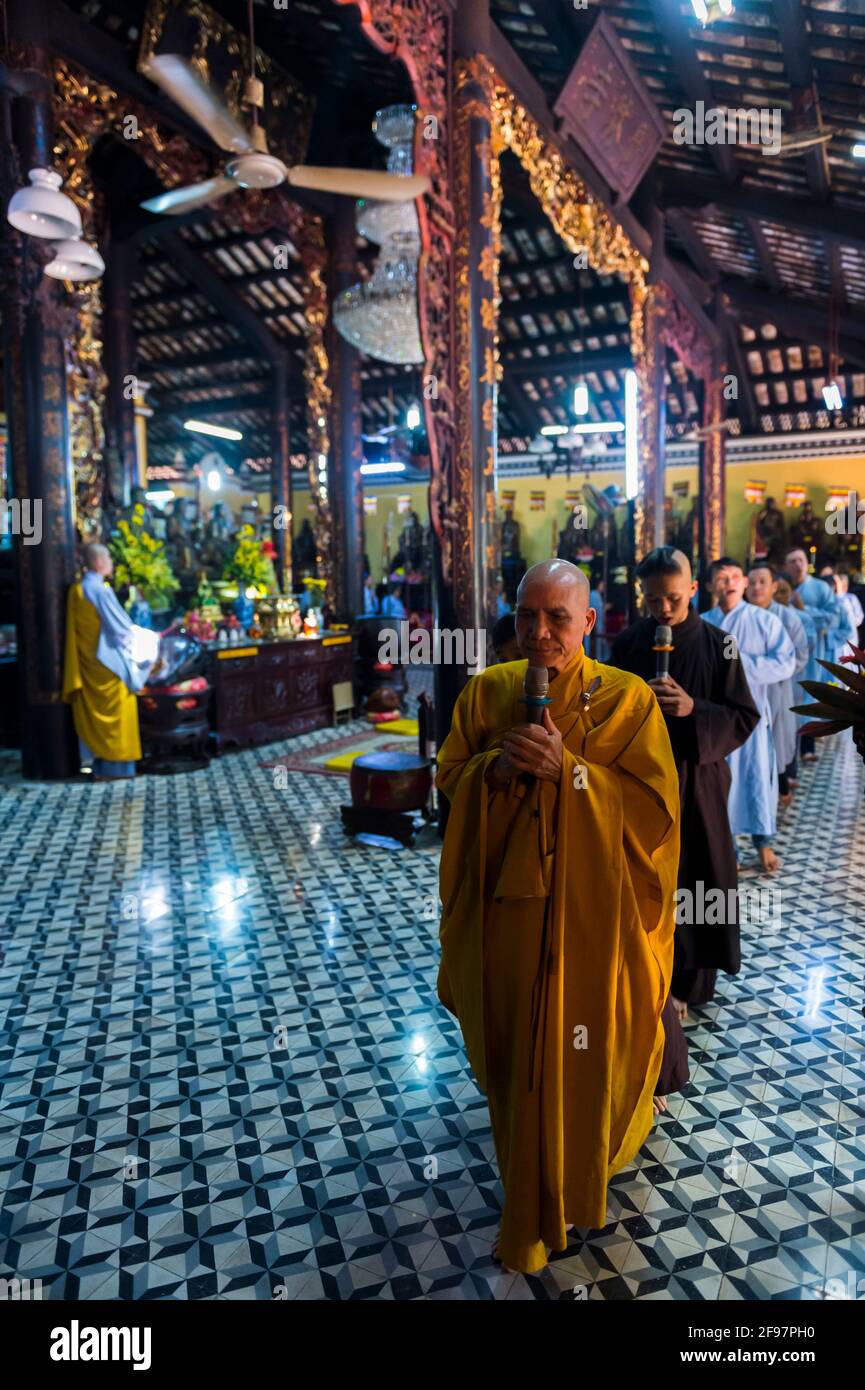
208, 635, 354, 749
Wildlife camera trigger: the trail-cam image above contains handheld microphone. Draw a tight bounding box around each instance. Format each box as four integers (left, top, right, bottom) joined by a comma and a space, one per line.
521, 665, 551, 725
653, 625, 674, 681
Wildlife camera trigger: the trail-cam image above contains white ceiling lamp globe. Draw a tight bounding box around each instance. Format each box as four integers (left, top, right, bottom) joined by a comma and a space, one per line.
44, 238, 105, 282
7, 168, 83, 241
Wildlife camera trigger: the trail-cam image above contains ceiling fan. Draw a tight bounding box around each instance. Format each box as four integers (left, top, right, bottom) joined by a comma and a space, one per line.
139, 49, 429, 218
764, 127, 834, 159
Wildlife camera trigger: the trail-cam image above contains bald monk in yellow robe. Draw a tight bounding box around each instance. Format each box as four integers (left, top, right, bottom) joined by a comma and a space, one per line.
63, 543, 158, 780
436, 560, 681, 1274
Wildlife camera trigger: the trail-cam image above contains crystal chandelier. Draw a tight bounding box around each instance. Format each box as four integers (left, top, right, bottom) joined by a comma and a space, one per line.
333, 105, 424, 365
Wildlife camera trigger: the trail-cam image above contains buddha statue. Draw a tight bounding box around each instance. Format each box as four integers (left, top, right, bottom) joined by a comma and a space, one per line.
754, 496, 787, 565
499, 508, 525, 605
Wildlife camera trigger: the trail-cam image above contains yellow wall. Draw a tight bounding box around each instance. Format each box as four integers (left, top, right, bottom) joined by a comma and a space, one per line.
725, 456, 865, 562
173, 449, 865, 580
487, 466, 695, 568
357, 484, 429, 579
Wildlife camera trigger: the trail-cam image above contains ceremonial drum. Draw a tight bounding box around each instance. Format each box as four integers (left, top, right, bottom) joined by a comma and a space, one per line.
349, 751, 431, 812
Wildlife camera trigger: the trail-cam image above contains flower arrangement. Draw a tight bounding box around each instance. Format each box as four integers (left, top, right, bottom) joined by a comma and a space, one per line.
222, 525, 275, 594
110, 504, 179, 610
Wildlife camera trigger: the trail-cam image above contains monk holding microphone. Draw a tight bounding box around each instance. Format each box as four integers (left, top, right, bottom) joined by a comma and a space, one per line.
436, 559, 681, 1274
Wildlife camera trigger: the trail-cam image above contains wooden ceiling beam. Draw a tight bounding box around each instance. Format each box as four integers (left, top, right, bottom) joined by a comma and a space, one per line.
648, 0, 741, 185
661, 176, 865, 251
750, 369, 857, 393
722, 307, 759, 434
772, 0, 831, 201
136, 315, 234, 341
667, 210, 720, 287
828, 243, 847, 313
360, 377, 421, 402
503, 348, 633, 378
503, 329, 631, 359
499, 377, 541, 438
153, 393, 277, 419
139, 346, 265, 372
723, 281, 865, 367
745, 217, 783, 295
138, 220, 266, 253
499, 286, 630, 319
159, 231, 286, 364
139, 270, 303, 311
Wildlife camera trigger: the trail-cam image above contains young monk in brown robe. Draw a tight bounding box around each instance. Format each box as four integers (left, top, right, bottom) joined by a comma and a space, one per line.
436, 560, 680, 1274
611, 548, 760, 1026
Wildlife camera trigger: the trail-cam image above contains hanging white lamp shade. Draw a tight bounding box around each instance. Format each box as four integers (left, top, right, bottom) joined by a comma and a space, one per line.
44, 237, 105, 282
7, 168, 82, 240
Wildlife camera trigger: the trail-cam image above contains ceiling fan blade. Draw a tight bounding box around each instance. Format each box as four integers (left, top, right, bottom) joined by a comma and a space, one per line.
141, 54, 254, 155
286, 166, 430, 201
766, 129, 833, 158
141, 176, 236, 216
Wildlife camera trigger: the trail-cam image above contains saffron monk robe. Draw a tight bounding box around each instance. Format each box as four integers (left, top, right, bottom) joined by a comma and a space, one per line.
436, 560, 681, 1276
611, 548, 760, 1022
62, 543, 159, 780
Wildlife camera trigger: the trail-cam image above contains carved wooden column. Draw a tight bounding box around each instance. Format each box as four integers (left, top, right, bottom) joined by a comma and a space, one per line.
327, 199, 364, 620
102, 235, 139, 511
640, 285, 667, 555
337, 0, 457, 768
2, 0, 78, 778
702, 353, 726, 563
453, 55, 500, 639
270, 355, 292, 595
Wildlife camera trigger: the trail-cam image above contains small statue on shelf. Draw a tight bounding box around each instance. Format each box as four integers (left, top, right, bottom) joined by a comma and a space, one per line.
165, 497, 197, 577
500, 508, 525, 606
400, 510, 425, 572
789, 499, 819, 558
193, 572, 223, 625
201, 501, 233, 577
557, 507, 590, 563
293, 519, 318, 576
754, 496, 787, 565
502, 508, 520, 557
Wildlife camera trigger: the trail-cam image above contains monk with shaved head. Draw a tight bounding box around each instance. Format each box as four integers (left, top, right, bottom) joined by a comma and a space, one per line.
611, 546, 761, 1027
62, 540, 159, 779
436, 558, 681, 1273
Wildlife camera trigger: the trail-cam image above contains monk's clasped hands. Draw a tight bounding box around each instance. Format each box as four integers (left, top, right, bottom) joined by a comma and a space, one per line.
498, 707, 564, 782
648, 674, 695, 718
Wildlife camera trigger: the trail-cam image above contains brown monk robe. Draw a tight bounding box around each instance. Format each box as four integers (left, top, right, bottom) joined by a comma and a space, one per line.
436, 561, 681, 1274
611, 548, 760, 1022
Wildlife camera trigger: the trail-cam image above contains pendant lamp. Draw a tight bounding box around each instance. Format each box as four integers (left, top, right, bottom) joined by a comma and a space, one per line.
7, 168, 82, 240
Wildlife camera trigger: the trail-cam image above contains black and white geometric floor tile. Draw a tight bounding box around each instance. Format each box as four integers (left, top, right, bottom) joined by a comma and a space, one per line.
0, 724, 862, 1301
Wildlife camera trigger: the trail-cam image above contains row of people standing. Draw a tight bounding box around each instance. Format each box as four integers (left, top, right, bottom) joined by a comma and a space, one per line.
610, 544, 857, 1101
361, 576, 407, 618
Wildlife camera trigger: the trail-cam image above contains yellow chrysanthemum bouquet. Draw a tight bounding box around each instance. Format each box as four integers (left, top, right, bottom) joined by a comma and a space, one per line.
109, 505, 179, 610
222, 525, 275, 594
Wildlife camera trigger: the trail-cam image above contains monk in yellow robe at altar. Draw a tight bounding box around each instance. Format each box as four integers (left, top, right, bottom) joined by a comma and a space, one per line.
436, 560, 681, 1274
63, 543, 158, 780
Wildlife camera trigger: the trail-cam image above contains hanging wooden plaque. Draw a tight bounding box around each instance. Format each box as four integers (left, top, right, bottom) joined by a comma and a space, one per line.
553, 13, 665, 203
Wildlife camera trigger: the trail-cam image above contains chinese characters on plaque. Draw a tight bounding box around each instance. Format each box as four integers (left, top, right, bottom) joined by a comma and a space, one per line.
553, 14, 666, 203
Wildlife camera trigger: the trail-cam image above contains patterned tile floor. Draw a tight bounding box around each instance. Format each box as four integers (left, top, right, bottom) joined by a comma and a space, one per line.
0, 724, 862, 1301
